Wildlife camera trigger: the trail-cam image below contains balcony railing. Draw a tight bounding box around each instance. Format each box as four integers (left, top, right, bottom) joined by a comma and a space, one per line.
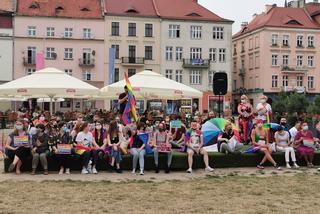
79, 58, 95, 67
281, 86, 306, 93
281, 65, 308, 73
121, 57, 145, 65
23, 57, 36, 66
182, 59, 210, 69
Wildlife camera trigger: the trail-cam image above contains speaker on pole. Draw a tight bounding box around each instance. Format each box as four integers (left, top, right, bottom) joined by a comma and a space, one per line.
213, 72, 228, 96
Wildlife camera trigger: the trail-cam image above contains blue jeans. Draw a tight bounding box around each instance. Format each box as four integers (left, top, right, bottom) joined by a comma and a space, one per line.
130, 148, 145, 170
153, 148, 173, 167
111, 147, 122, 164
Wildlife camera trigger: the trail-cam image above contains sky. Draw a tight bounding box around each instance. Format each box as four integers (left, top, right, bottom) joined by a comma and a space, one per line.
199, 0, 310, 34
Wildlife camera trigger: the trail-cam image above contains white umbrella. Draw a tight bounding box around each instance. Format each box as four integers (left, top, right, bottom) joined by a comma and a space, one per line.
37, 98, 65, 103
100, 70, 202, 100
0, 67, 100, 114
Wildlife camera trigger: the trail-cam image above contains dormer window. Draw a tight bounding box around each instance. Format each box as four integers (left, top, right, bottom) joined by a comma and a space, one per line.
29, 2, 40, 9
125, 6, 138, 13
286, 19, 302, 25
55, 6, 64, 12
81, 8, 90, 12
186, 12, 201, 17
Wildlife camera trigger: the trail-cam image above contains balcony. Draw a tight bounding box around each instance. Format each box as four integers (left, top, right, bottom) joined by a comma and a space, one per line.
281, 65, 308, 73
182, 59, 210, 69
121, 57, 145, 66
239, 68, 246, 77
79, 58, 95, 67
23, 57, 36, 66
281, 86, 306, 93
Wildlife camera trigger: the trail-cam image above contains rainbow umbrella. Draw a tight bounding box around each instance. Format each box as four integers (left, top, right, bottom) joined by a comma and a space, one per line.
263, 123, 281, 131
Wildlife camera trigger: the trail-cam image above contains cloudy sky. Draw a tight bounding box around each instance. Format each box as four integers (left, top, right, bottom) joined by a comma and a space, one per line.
198, 0, 311, 34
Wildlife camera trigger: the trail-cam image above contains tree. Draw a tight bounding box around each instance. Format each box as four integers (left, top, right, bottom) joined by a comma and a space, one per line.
272, 92, 288, 123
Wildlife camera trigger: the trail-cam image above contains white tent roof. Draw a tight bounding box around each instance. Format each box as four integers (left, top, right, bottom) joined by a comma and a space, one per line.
0, 67, 100, 98
100, 70, 202, 100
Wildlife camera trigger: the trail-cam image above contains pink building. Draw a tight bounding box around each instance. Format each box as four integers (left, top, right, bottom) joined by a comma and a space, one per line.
14, 0, 105, 111
232, 0, 320, 109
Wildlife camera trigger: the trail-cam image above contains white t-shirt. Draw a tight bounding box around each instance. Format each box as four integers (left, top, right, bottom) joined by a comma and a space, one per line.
289, 127, 298, 143
76, 131, 94, 147
256, 103, 272, 121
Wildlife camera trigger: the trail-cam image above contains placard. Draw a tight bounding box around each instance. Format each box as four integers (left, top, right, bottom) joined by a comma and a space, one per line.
303, 140, 315, 148
57, 144, 72, 154
13, 136, 29, 147
170, 120, 182, 129
157, 143, 172, 153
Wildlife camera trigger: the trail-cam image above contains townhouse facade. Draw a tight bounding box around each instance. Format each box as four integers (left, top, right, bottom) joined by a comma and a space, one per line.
232, 0, 320, 109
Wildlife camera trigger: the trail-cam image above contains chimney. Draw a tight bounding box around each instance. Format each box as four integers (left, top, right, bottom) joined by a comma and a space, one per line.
252, 13, 258, 19
241, 22, 248, 30
288, 0, 306, 8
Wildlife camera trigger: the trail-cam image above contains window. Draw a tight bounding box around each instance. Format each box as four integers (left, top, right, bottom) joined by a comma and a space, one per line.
208, 71, 214, 85
190, 25, 202, 39
46, 47, 55, 59
83, 28, 92, 39
129, 45, 136, 58
145, 46, 153, 60
271, 34, 278, 46
128, 69, 136, 77
283, 35, 289, 46
233, 61, 237, 72
145, 24, 153, 37
82, 71, 91, 81
297, 55, 303, 67
297, 35, 303, 47
255, 55, 260, 68
128, 23, 136, 36
111, 22, 120, 36
27, 68, 36, 75
272, 54, 278, 66
82, 48, 92, 64
219, 48, 226, 63
169, 24, 180, 38
233, 43, 237, 55
27, 26, 36, 37
166, 47, 173, 61
249, 55, 253, 69
190, 48, 202, 59
233, 80, 237, 91
213, 27, 224, 39
165, 69, 173, 79
27, 47, 36, 64
175, 70, 182, 83
176, 47, 183, 61
308, 36, 314, 47
297, 76, 303, 87
190, 70, 201, 85
308, 76, 315, 89
114, 68, 119, 82
64, 28, 73, 38
65, 69, 72, 76
46, 27, 55, 37
282, 55, 289, 66
308, 56, 314, 67
241, 41, 245, 52
111, 44, 119, 59
272, 75, 278, 88
209, 48, 216, 62
282, 75, 289, 87
64, 48, 73, 60
249, 38, 253, 50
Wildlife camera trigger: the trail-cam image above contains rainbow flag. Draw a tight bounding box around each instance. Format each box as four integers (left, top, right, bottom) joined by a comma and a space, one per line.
122, 72, 138, 125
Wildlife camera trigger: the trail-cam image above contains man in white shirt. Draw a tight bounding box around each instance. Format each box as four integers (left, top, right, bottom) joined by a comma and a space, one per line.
289, 120, 302, 144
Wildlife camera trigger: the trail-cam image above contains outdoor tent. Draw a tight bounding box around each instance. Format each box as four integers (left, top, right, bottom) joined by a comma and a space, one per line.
100, 70, 203, 100
0, 67, 100, 114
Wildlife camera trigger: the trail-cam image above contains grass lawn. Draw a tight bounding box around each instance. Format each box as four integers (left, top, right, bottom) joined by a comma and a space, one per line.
1, 173, 320, 214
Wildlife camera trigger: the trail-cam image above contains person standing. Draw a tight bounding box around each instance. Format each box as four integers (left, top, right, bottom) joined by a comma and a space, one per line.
119, 86, 129, 115
237, 95, 253, 144
256, 95, 272, 123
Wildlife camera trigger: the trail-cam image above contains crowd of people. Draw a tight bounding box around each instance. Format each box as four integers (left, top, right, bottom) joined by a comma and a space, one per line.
3, 93, 320, 175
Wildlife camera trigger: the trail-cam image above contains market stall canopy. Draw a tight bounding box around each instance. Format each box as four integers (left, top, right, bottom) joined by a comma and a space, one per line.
100, 70, 203, 100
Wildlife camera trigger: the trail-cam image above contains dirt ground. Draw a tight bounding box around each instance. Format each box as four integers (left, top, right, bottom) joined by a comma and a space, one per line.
1, 158, 320, 214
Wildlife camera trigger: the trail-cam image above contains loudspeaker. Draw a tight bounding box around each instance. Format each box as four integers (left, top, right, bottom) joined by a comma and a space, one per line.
213, 72, 228, 95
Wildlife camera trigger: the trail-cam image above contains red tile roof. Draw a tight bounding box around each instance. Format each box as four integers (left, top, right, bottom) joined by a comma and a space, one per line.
233, 6, 320, 39
105, 0, 158, 17
17, 0, 103, 19
0, 14, 12, 28
104, 0, 232, 22
153, 0, 232, 22
305, 2, 320, 16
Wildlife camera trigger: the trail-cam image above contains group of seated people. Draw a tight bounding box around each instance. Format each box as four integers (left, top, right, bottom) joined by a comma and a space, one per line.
4, 112, 320, 175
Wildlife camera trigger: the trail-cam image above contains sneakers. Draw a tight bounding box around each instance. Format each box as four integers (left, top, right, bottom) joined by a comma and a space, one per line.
155, 165, 159, 173
205, 167, 214, 172
257, 164, 264, 169
132, 169, 136, 174
44, 170, 49, 175
165, 165, 170, 174
65, 168, 70, 174
293, 163, 300, 169
81, 168, 89, 174
140, 169, 144, 175
286, 163, 292, 169
318, 168, 320, 171
92, 167, 98, 174
59, 168, 64, 175
274, 164, 281, 170
31, 169, 36, 175
87, 165, 92, 174
186, 168, 192, 173
116, 168, 122, 174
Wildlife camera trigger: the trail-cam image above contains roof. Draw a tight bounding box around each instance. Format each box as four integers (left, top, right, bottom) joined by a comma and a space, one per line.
305, 2, 320, 16
0, 0, 14, 12
104, 0, 233, 22
0, 15, 12, 28
152, 0, 232, 22
104, 0, 158, 18
17, 0, 103, 19
233, 6, 320, 39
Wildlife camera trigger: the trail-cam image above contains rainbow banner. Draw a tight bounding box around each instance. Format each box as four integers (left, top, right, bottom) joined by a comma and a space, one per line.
122, 72, 138, 125
57, 144, 72, 155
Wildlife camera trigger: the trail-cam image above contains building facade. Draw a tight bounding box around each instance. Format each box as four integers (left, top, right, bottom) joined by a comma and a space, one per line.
14, 0, 105, 111
232, 1, 320, 110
